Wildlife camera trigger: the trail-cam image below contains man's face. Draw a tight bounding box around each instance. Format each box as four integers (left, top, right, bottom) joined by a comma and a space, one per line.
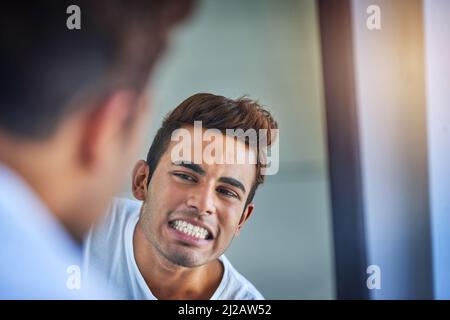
137, 126, 256, 267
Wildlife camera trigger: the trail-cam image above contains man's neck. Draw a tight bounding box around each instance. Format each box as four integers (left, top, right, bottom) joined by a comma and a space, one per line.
0, 132, 84, 242
133, 220, 224, 300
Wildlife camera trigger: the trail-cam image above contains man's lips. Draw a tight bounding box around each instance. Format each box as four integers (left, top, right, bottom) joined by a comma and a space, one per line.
168, 217, 214, 241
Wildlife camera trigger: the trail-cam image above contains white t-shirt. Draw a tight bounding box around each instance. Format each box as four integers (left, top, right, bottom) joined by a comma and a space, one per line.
83, 197, 264, 300
0, 163, 111, 299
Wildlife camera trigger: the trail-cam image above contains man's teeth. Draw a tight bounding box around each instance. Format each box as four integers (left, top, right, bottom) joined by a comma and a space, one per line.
172, 220, 209, 240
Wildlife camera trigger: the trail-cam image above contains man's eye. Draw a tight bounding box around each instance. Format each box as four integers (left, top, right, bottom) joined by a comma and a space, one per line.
217, 188, 238, 198
174, 173, 196, 182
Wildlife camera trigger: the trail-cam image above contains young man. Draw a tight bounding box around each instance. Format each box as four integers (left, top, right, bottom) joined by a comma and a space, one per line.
83, 93, 278, 299
0, 1, 194, 299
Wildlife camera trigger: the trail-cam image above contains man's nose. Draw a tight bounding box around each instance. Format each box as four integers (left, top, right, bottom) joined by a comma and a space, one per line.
186, 184, 216, 216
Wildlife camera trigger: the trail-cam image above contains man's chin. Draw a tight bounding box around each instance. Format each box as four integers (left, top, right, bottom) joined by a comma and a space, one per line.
164, 249, 208, 268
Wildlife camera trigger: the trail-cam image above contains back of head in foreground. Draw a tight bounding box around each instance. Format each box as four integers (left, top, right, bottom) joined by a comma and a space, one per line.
0, 0, 196, 298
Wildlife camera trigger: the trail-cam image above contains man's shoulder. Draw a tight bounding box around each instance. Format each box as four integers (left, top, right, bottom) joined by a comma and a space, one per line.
108, 197, 142, 224
89, 197, 141, 238
82, 197, 141, 292
218, 255, 264, 300
83, 197, 141, 264
0, 189, 105, 299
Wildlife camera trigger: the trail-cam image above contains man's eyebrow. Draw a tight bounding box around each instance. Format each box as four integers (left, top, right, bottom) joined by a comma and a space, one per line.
219, 177, 246, 194
171, 161, 206, 176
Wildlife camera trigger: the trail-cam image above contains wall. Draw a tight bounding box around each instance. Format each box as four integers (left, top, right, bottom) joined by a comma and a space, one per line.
424, 0, 450, 300
351, 0, 433, 299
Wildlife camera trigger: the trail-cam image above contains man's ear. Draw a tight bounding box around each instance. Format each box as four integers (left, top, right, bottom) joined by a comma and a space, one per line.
235, 203, 255, 236
132, 160, 150, 201
80, 90, 137, 169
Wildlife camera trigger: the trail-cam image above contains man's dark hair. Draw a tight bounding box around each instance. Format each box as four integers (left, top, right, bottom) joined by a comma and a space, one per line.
0, 0, 195, 139
146, 93, 278, 208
